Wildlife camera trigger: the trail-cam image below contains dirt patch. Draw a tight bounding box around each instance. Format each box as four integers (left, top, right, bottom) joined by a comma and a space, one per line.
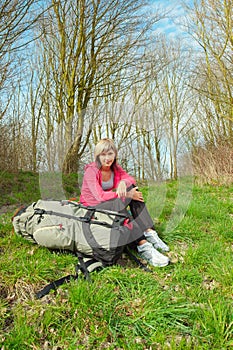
0, 205, 17, 215
0, 284, 8, 299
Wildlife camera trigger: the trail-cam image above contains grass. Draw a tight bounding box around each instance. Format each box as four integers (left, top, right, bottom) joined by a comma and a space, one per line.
0, 172, 233, 349
0, 170, 80, 209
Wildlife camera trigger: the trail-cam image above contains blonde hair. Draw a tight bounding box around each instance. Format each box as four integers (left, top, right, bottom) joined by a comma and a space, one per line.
94, 138, 117, 168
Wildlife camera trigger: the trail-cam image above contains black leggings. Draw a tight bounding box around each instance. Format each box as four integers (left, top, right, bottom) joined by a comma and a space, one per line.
95, 187, 154, 245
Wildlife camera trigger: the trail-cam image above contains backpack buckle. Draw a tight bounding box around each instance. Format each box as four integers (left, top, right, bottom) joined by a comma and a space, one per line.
34, 208, 46, 223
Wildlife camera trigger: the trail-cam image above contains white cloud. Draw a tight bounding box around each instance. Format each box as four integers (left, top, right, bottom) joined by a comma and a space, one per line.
152, 0, 196, 48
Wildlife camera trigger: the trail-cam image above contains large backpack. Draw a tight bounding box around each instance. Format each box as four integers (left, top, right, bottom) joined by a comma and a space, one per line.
12, 199, 148, 298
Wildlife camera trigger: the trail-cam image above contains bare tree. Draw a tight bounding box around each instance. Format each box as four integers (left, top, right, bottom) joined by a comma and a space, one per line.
36, 0, 162, 174
0, 0, 46, 112
180, 0, 233, 183
0, 0, 51, 171
184, 0, 233, 141
131, 37, 196, 180
0, 82, 33, 171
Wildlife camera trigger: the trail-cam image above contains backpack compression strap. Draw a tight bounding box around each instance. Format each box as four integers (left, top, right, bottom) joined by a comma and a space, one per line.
34, 207, 127, 228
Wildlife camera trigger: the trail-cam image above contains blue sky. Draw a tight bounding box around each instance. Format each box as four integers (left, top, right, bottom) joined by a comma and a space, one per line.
152, 1, 192, 36
151, 0, 197, 50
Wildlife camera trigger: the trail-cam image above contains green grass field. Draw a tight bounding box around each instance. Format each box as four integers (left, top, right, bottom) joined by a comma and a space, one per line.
0, 172, 232, 349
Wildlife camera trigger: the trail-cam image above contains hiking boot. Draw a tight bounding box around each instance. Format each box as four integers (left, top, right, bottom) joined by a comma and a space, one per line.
144, 230, 170, 252
137, 242, 170, 267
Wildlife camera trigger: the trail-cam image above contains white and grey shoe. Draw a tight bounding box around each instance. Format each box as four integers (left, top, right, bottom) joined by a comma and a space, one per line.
144, 230, 170, 252
137, 242, 170, 267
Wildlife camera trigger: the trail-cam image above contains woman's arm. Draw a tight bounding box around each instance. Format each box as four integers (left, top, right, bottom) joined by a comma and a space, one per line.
115, 164, 136, 187
115, 165, 137, 198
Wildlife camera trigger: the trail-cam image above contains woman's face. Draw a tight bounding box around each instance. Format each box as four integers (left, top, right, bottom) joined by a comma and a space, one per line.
99, 149, 116, 169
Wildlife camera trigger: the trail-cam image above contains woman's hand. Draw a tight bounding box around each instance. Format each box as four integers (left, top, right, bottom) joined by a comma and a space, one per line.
127, 187, 144, 202
116, 181, 127, 198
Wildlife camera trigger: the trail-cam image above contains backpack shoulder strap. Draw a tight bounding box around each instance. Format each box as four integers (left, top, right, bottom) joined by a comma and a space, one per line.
35, 247, 152, 299
35, 253, 103, 299
36, 274, 78, 299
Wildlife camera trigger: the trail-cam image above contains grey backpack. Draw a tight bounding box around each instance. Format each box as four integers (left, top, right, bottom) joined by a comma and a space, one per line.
12, 200, 147, 297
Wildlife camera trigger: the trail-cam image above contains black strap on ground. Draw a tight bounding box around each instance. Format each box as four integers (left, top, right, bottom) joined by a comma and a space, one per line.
35, 248, 152, 299
35, 252, 93, 299
35, 273, 79, 299
124, 246, 152, 273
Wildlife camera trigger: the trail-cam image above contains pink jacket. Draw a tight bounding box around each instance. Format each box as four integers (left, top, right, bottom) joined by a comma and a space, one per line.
80, 162, 136, 206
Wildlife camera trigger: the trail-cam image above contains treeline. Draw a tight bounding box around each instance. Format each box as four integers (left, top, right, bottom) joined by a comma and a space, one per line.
0, 0, 232, 184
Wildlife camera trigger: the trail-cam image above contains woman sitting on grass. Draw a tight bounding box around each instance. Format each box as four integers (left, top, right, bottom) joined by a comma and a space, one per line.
80, 138, 170, 267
